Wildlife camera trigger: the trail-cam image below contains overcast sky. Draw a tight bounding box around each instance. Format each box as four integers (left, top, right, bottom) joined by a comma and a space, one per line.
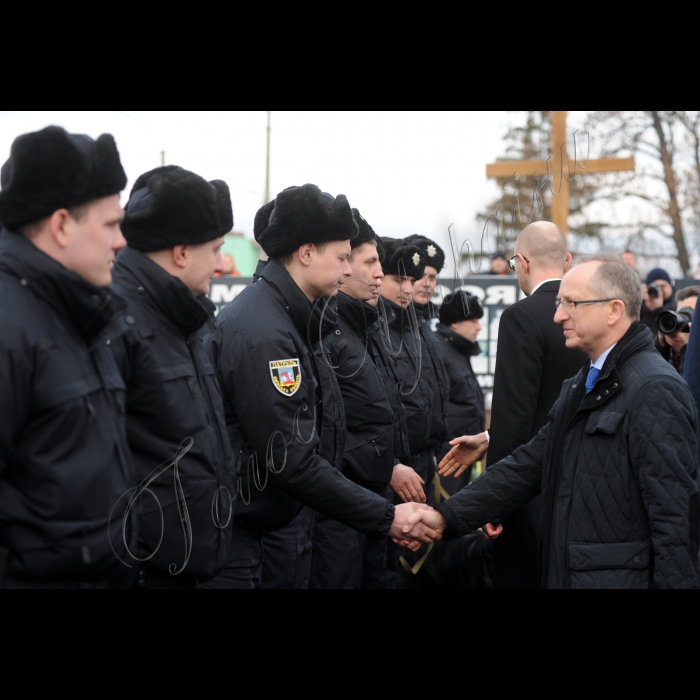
0, 111, 523, 270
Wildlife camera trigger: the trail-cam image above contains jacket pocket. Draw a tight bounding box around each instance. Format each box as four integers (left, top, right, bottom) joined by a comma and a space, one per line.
584, 409, 625, 436
569, 541, 650, 571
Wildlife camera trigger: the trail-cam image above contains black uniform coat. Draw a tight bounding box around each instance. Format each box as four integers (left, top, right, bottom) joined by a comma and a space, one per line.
437, 324, 700, 589
379, 298, 433, 459
435, 323, 485, 461
329, 292, 406, 492
106, 247, 236, 580
208, 260, 395, 534
414, 302, 450, 449
488, 280, 586, 588
0, 230, 135, 583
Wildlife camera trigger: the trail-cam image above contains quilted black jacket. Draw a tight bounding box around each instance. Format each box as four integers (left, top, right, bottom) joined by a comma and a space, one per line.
437, 323, 700, 589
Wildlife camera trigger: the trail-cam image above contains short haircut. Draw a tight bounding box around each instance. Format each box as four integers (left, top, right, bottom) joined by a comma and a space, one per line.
622, 250, 636, 258
574, 254, 643, 323
276, 240, 331, 266
19, 203, 90, 238
677, 286, 700, 303
348, 239, 378, 262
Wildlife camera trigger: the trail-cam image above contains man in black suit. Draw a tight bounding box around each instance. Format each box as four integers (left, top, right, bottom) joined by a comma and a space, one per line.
483, 222, 585, 588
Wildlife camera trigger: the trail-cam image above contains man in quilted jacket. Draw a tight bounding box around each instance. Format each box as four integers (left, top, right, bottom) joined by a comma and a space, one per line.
407, 254, 700, 588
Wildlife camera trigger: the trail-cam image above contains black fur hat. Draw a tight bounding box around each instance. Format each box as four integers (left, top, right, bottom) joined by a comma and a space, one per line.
121, 166, 233, 252
258, 184, 358, 258
380, 237, 427, 280
405, 234, 446, 271
0, 125, 127, 230
351, 208, 378, 249
254, 200, 276, 243
439, 291, 484, 325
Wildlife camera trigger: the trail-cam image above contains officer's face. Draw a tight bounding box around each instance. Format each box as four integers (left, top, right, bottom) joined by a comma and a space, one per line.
412, 266, 438, 306
63, 194, 125, 287
451, 318, 482, 342
381, 275, 415, 308
344, 241, 384, 306
308, 240, 353, 299
180, 237, 225, 297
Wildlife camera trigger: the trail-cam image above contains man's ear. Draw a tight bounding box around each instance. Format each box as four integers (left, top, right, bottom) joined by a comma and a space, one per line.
298, 244, 314, 267
609, 299, 626, 325
172, 245, 189, 269
48, 209, 72, 249
563, 252, 573, 274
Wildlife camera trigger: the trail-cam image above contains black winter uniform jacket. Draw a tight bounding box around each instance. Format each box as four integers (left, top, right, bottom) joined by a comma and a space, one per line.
208, 260, 395, 534
106, 248, 236, 580
435, 323, 485, 457
379, 298, 433, 459
0, 230, 135, 583
414, 303, 450, 449
329, 292, 409, 492
437, 324, 700, 589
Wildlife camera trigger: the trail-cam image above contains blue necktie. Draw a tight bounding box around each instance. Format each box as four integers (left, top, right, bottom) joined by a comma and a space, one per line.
586, 366, 600, 394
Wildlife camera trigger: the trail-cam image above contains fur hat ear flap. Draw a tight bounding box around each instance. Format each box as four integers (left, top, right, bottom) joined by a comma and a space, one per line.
254, 200, 276, 243
351, 208, 378, 249
211, 180, 233, 234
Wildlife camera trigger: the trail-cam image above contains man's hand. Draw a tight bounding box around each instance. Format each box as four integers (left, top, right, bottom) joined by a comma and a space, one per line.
390, 464, 426, 503
666, 330, 690, 353
438, 433, 489, 478
390, 503, 443, 551
403, 508, 448, 542
483, 523, 504, 539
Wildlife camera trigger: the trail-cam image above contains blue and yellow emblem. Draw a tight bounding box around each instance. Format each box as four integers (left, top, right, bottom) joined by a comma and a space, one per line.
270, 359, 302, 397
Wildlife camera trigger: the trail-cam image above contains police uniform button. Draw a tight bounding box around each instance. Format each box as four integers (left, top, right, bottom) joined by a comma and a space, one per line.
572, 384, 578, 389
613, 383, 619, 389
137, 287, 145, 294
335, 330, 342, 336
596, 396, 601, 401
106, 340, 111, 346
126, 316, 135, 325
633, 556, 641, 564
605, 390, 609, 396
20, 278, 28, 286
578, 559, 585, 566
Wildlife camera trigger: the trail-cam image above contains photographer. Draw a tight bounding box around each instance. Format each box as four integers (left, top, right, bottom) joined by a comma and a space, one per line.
657, 286, 700, 377
641, 267, 676, 336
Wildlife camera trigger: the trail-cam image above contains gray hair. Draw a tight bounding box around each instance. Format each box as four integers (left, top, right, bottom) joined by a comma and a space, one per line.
573, 254, 642, 323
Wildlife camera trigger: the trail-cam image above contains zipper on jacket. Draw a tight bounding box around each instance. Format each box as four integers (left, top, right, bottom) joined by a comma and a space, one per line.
84, 396, 96, 422
186, 377, 197, 399
372, 440, 381, 457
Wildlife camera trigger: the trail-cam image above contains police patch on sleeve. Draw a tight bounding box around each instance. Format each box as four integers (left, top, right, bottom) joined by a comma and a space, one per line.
270, 359, 302, 396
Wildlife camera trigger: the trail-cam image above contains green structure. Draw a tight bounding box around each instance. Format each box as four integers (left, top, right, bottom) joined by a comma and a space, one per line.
221, 233, 262, 277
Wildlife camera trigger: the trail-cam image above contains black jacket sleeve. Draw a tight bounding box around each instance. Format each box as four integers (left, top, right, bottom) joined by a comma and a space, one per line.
629, 376, 700, 589
436, 423, 547, 538
488, 303, 545, 464
0, 341, 31, 479
209, 321, 395, 535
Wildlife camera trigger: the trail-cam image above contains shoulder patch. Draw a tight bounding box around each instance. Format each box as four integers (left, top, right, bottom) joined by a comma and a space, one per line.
270, 359, 302, 396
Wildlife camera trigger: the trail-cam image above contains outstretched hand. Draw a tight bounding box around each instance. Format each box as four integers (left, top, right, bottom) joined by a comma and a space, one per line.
403, 508, 448, 543
438, 433, 489, 478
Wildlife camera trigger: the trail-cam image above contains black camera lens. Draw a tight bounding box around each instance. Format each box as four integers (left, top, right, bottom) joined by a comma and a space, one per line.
648, 284, 661, 299
658, 306, 694, 335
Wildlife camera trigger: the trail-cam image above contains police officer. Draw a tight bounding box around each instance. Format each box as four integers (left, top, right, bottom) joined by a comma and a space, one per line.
310, 210, 422, 589
435, 290, 486, 494
105, 166, 237, 589
378, 238, 437, 587
206, 185, 438, 589
0, 126, 135, 588
405, 235, 451, 500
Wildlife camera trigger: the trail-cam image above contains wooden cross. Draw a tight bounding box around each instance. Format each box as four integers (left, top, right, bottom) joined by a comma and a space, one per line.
486, 111, 635, 238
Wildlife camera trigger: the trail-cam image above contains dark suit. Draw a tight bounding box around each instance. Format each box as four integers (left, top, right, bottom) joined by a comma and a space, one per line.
488, 280, 586, 588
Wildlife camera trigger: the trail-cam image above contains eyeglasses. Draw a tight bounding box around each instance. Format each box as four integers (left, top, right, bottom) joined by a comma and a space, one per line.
555, 298, 618, 311
508, 254, 530, 270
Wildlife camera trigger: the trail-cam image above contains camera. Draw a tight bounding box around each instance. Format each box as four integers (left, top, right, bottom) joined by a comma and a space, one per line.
658, 306, 694, 336
647, 284, 662, 300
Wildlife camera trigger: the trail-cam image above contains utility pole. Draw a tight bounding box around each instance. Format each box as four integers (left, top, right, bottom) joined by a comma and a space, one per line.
161, 151, 166, 167
264, 111, 271, 204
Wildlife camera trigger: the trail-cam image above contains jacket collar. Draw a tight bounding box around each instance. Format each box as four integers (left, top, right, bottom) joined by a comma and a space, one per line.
260, 258, 338, 344
577, 322, 654, 411
413, 301, 438, 322
113, 246, 213, 337
0, 228, 126, 344
337, 291, 379, 333
436, 322, 481, 357
381, 296, 413, 330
